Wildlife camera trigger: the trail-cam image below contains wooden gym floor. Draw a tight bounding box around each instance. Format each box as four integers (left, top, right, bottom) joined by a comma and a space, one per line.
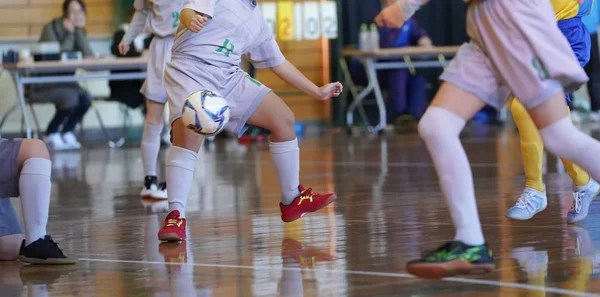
2, 125, 600, 297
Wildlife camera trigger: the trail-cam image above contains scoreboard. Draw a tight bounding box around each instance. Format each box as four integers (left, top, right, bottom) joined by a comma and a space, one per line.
258, 1, 338, 40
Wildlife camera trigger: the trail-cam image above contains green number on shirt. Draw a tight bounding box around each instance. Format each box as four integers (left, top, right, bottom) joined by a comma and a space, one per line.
172, 12, 180, 28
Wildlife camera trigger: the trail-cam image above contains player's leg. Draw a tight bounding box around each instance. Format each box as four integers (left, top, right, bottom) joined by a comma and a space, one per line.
141, 99, 167, 199
140, 36, 172, 200
408, 81, 495, 278
157, 59, 206, 242
246, 92, 337, 223
559, 107, 599, 223
14, 138, 76, 264
505, 98, 547, 220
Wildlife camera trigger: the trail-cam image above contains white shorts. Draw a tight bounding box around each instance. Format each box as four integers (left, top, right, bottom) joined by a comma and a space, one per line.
164, 54, 271, 137
141, 36, 174, 104
440, 0, 588, 110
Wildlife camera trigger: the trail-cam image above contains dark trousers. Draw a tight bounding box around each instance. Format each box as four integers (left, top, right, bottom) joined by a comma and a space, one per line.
585, 33, 600, 111
385, 70, 427, 123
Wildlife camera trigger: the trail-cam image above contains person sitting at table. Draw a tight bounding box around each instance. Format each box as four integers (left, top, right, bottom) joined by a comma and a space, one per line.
378, 0, 432, 130
28, 0, 93, 151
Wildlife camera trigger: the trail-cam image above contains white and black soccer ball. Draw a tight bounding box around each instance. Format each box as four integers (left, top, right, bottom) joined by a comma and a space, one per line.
182, 90, 230, 136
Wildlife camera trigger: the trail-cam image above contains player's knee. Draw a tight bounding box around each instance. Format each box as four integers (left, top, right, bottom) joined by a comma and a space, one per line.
274, 109, 295, 134
418, 113, 442, 141
539, 118, 582, 160
19, 139, 50, 163
145, 101, 165, 125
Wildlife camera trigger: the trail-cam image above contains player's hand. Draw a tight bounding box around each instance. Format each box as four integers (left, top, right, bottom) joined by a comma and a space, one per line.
118, 42, 130, 55
318, 82, 343, 100
580, 0, 585, 4
375, 2, 407, 28
188, 14, 208, 33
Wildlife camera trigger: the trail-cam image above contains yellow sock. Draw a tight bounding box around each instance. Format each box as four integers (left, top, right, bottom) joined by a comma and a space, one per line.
511, 99, 545, 192
561, 108, 591, 187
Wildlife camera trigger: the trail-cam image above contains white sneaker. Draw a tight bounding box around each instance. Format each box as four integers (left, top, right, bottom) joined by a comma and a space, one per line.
44, 133, 69, 151
152, 182, 168, 200
567, 180, 600, 224
62, 132, 81, 149
505, 186, 548, 220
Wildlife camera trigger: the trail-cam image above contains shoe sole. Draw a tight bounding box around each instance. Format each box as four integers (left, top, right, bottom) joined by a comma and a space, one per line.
19, 255, 78, 265
407, 260, 495, 279
150, 193, 168, 200
504, 204, 547, 221
158, 233, 185, 242
282, 194, 338, 223
567, 186, 600, 224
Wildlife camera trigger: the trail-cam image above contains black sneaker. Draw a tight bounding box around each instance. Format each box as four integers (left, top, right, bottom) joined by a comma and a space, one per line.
19, 236, 77, 265
407, 241, 494, 279
141, 175, 158, 198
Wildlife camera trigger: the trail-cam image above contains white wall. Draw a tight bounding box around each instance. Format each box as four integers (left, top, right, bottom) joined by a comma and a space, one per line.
0, 37, 146, 135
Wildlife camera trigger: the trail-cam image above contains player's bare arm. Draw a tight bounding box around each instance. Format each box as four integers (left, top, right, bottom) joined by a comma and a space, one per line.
271, 60, 343, 101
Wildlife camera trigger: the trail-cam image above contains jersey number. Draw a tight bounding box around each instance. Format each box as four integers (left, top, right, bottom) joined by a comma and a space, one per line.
172, 12, 180, 28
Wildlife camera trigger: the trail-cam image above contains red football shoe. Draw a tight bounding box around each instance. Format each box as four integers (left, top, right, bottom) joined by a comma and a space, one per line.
158, 210, 186, 242
280, 185, 337, 222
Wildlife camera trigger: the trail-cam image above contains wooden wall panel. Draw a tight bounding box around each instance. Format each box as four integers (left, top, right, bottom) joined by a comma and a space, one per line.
0, 0, 113, 37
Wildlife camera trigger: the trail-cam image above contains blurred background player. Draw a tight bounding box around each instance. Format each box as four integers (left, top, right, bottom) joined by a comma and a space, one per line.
157, 0, 342, 242
118, 0, 185, 200
377, 0, 600, 278
505, 0, 600, 223
0, 137, 75, 264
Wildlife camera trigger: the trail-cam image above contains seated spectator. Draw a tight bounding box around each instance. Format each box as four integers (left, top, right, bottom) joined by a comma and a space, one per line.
28, 0, 93, 151
378, 0, 432, 129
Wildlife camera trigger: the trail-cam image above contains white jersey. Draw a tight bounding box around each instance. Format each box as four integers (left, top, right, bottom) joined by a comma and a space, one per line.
122, 0, 185, 44
171, 0, 285, 70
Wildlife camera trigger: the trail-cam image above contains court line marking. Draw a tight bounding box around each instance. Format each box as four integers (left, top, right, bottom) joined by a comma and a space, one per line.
79, 258, 600, 297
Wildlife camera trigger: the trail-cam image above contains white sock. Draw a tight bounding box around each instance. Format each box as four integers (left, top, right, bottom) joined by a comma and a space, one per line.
270, 138, 301, 205
19, 158, 51, 245
418, 107, 485, 246
142, 122, 163, 177
166, 146, 198, 219
539, 117, 600, 182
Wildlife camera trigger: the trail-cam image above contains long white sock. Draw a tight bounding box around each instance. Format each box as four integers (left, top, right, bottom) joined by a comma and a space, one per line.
270, 138, 301, 205
418, 107, 485, 246
19, 158, 51, 245
539, 117, 600, 182
166, 146, 198, 219
142, 122, 163, 177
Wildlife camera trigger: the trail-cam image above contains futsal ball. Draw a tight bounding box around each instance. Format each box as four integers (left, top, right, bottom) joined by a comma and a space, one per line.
182, 90, 230, 136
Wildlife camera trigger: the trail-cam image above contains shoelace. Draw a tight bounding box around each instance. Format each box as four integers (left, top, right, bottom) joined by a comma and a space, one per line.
165, 218, 181, 227
570, 191, 584, 214
45, 236, 66, 257
514, 192, 538, 211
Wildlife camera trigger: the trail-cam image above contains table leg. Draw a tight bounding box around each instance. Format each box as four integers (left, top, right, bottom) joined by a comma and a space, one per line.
0, 103, 18, 131
12, 72, 33, 138
364, 58, 386, 133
